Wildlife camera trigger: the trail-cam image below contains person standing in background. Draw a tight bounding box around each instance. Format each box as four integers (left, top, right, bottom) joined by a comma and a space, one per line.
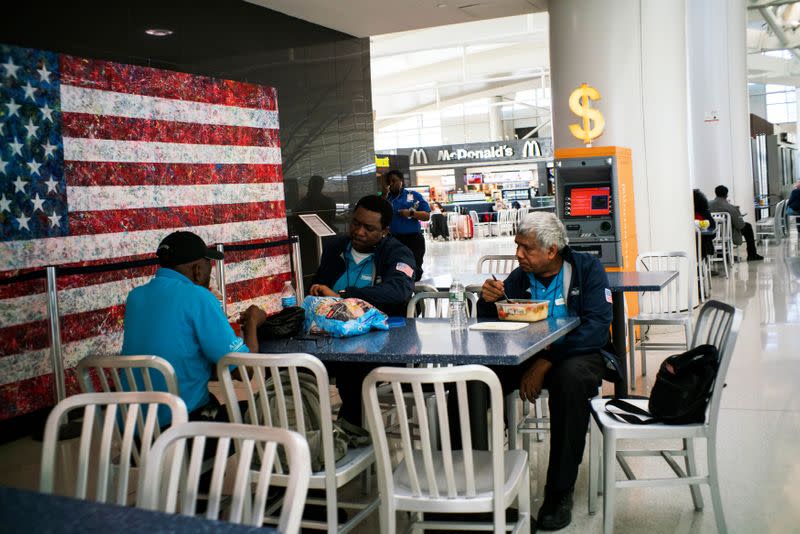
385, 169, 430, 280
295, 174, 336, 227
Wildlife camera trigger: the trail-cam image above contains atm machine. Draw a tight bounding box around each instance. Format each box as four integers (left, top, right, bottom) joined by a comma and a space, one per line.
554, 146, 637, 271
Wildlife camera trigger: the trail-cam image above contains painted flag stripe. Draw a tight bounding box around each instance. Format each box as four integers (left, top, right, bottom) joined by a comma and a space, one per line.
62, 137, 282, 165
0, 254, 291, 329
61, 112, 282, 147
68, 200, 286, 235
60, 85, 279, 129
0, 371, 82, 421
0, 218, 288, 271
60, 54, 277, 111
0, 240, 290, 297
64, 161, 283, 187
226, 272, 292, 304
66, 182, 284, 212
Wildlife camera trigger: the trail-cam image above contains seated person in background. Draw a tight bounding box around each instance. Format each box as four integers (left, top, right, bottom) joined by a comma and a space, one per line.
511, 200, 522, 210
122, 231, 267, 424
709, 185, 763, 261
309, 194, 415, 424
788, 181, 800, 231
478, 212, 614, 531
693, 188, 717, 258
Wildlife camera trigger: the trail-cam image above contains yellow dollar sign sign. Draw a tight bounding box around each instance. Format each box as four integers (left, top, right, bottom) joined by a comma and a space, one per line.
568, 83, 605, 145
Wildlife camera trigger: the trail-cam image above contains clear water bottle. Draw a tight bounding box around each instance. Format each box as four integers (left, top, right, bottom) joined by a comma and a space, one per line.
280, 280, 297, 308
449, 280, 468, 330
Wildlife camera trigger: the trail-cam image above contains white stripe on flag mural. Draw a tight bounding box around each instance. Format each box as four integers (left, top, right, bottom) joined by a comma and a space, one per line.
60, 85, 280, 129
66, 183, 285, 212
0, 218, 288, 271
0, 254, 291, 328
62, 138, 282, 164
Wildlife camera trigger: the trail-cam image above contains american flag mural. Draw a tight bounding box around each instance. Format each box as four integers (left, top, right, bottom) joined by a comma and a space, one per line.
0, 44, 290, 420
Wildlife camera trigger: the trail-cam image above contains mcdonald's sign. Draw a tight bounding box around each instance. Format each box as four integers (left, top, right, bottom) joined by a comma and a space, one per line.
410, 148, 428, 165
522, 139, 541, 158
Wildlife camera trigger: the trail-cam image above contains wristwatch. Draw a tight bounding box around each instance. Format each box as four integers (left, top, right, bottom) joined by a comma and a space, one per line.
408, 208, 416, 219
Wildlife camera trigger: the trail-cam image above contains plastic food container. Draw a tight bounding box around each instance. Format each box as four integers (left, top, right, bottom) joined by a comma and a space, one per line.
495, 299, 549, 322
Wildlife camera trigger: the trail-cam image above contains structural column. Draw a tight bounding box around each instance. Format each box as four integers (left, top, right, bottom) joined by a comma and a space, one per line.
687, 0, 754, 223
550, 1, 695, 283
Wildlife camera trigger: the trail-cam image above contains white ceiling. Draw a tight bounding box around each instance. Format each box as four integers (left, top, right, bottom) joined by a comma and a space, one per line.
246, 0, 548, 38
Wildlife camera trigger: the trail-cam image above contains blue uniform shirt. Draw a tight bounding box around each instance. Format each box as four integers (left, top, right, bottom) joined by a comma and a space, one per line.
332, 244, 375, 292
387, 188, 430, 235
121, 268, 248, 424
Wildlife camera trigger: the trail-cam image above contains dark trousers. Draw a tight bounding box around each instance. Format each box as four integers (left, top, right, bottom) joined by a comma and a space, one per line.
741, 222, 758, 257
327, 361, 382, 424
493, 353, 606, 493
392, 231, 425, 281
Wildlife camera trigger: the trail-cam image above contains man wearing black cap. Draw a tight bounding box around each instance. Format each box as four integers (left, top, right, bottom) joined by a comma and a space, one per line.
122, 231, 267, 423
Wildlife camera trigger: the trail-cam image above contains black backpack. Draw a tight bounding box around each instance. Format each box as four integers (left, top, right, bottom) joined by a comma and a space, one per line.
606, 344, 719, 425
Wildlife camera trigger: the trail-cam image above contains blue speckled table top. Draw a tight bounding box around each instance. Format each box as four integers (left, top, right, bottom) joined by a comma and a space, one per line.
260, 317, 580, 366
0, 486, 276, 533
605, 270, 678, 292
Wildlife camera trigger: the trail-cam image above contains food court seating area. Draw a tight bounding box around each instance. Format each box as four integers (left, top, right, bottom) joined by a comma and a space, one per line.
4, 231, 800, 534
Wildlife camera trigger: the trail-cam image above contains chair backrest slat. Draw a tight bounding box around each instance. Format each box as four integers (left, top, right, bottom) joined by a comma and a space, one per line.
407, 291, 478, 318
434, 382, 457, 498
411, 382, 439, 498
392, 381, 422, 496
456, 381, 476, 497
139, 422, 311, 534
288, 367, 306, 436
40, 392, 187, 507
637, 251, 691, 314
477, 254, 517, 274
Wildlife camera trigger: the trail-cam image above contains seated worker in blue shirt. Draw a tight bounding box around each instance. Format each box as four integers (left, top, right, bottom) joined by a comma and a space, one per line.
385, 169, 430, 280
309, 194, 415, 424
122, 231, 267, 424
478, 212, 615, 531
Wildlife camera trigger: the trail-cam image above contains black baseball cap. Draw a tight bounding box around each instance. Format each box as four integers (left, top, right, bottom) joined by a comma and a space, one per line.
156, 231, 223, 267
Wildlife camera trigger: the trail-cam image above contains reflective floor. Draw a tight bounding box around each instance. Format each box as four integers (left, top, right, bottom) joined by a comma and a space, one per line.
1, 234, 798, 533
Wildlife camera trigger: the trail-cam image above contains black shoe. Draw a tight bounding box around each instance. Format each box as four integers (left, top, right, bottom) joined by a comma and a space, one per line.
747, 254, 764, 262
536, 490, 573, 531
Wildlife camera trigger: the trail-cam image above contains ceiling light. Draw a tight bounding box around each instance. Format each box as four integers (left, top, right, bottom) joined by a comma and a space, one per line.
437, 3, 447, 7
145, 28, 173, 37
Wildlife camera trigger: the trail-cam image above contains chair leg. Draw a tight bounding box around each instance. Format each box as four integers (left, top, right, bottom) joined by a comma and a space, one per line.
534, 397, 545, 442
683, 438, 704, 511
602, 429, 617, 534
707, 437, 728, 534
327, 487, 338, 534
588, 418, 599, 515
518, 459, 532, 534
627, 320, 637, 390
506, 392, 518, 450
379, 500, 396, 534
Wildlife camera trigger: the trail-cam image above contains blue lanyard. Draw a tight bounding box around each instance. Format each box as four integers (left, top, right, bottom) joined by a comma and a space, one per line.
529, 268, 564, 318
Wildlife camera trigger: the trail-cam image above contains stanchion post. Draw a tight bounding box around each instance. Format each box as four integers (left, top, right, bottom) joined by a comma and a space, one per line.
215, 243, 227, 315
45, 266, 66, 403
290, 236, 304, 303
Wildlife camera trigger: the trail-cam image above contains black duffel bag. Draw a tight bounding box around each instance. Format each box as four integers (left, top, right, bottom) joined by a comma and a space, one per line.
256, 306, 305, 339
606, 344, 719, 425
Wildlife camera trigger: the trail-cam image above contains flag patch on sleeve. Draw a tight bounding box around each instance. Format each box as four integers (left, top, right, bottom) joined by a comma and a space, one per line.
605, 288, 613, 303
396, 262, 414, 278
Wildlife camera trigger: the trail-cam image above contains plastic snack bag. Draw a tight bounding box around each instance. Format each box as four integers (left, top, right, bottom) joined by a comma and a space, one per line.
302, 296, 389, 338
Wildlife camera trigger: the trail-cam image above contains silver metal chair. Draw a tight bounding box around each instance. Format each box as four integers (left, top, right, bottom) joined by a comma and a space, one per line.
77, 354, 179, 396
695, 226, 712, 303
588, 300, 742, 534
406, 291, 478, 319
218, 353, 378, 533
363, 365, 531, 534
476, 254, 517, 274
627, 252, 693, 389
755, 199, 786, 245
40, 392, 188, 505
710, 213, 732, 278
490, 209, 515, 236
138, 422, 311, 533
469, 210, 491, 238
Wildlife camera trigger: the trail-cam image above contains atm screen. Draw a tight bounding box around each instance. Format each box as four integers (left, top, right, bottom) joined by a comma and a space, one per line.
569, 186, 610, 217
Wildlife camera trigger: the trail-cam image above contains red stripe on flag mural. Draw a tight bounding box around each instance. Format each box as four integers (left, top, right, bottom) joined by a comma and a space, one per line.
64, 161, 283, 187
68, 201, 286, 236
223, 243, 291, 264
0, 278, 46, 300
226, 272, 292, 304
62, 113, 281, 147
0, 370, 81, 421
0, 305, 126, 356
60, 55, 278, 111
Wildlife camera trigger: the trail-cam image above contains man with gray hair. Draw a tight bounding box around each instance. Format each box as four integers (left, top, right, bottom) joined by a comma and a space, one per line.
478, 211, 615, 531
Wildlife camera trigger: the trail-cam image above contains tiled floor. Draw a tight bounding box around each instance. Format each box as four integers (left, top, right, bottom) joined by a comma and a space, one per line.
2, 233, 799, 533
